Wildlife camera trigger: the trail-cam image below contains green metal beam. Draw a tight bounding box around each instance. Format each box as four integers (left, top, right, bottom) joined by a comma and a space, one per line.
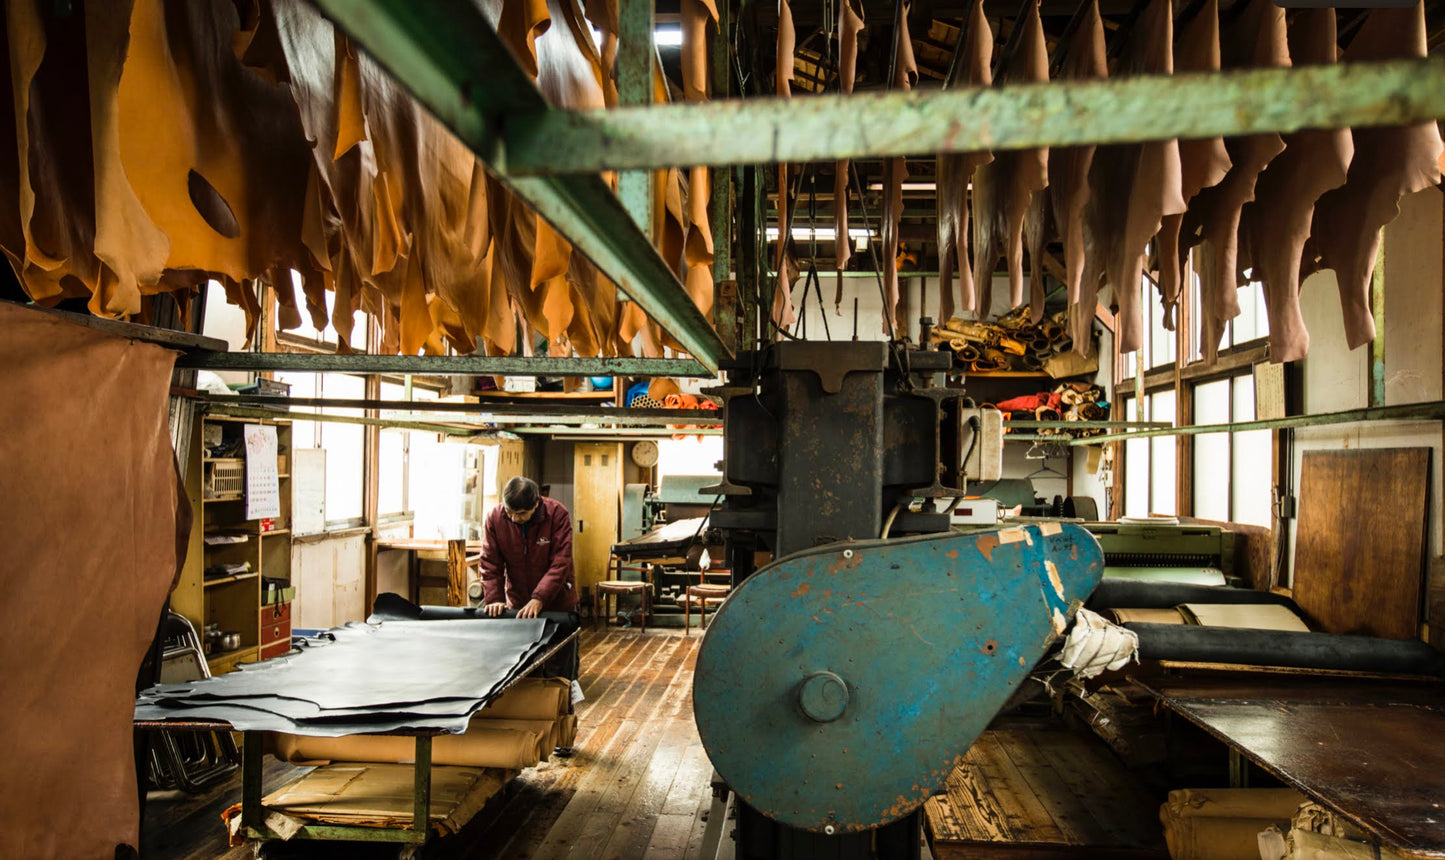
177, 351, 712, 377
504, 58, 1445, 172
203, 394, 721, 425
308, 0, 729, 373
1075, 400, 1445, 445
512, 426, 723, 436
1005, 419, 1172, 429
206, 404, 492, 436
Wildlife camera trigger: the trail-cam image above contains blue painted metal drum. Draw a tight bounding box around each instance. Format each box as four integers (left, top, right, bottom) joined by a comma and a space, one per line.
692, 523, 1104, 834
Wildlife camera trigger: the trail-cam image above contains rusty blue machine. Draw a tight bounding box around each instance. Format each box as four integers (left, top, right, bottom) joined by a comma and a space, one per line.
694, 341, 1104, 859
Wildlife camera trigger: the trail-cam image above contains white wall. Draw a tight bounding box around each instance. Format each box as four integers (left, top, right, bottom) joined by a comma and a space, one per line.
1285, 187, 1443, 593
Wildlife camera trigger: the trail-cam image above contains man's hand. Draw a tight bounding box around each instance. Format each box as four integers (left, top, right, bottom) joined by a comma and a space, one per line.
516, 598, 544, 619
484, 602, 507, 617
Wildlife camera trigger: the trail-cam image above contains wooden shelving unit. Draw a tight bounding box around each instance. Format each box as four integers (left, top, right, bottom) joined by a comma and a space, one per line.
172, 414, 294, 675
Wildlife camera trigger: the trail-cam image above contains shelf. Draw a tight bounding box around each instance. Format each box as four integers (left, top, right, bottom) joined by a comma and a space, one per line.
278, 473, 290, 479
477, 390, 614, 400
204, 494, 245, 502
964, 371, 1052, 379
260, 529, 291, 537
204, 572, 258, 588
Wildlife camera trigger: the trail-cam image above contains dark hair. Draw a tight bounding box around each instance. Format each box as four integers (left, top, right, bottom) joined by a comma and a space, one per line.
502, 476, 540, 512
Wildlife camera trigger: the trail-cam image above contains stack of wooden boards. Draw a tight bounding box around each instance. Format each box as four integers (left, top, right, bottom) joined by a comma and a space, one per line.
244, 678, 578, 836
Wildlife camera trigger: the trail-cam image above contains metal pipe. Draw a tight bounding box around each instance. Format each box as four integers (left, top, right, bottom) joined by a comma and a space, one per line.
199, 393, 719, 424
1075, 400, 1445, 445
510, 427, 723, 437
177, 351, 713, 377
205, 405, 492, 436
505, 58, 1445, 172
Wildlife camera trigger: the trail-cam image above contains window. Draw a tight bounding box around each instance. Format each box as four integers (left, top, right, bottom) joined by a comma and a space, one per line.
1190, 374, 1272, 527
1119, 267, 1180, 380
1122, 391, 1177, 517
1188, 267, 1270, 363
657, 437, 724, 478
274, 371, 366, 527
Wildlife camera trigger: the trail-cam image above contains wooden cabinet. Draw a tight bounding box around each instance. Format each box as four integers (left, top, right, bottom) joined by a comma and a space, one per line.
172, 414, 294, 675
573, 442, 623, 597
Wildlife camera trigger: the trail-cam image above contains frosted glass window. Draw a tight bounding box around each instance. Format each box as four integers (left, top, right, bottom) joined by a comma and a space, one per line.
1124, 398, 1150, 518
1149, 391, 1177, 515
320, 373, 365, 523
274, 372, 320, 448
1228, 281, 1270, 346
1192, 380, 1231, 521
1148, 281, 1176, 370
1232, 376, 1272, 527
378, 381, 408, 516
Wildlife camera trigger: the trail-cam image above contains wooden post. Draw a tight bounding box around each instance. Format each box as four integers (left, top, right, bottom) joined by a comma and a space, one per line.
446, 539, 468, 607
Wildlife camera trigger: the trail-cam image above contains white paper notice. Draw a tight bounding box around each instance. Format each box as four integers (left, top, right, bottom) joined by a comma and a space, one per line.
244, 424, 282, 520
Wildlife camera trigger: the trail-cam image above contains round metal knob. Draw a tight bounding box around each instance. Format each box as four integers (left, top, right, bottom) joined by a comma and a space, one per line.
798, 671, 849, 722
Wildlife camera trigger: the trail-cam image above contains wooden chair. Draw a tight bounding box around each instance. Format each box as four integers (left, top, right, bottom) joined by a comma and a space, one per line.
593, 555, 652, 632
681, 568, 731, 634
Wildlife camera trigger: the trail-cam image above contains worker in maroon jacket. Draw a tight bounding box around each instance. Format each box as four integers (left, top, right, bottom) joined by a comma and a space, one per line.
480, 476, 579, 617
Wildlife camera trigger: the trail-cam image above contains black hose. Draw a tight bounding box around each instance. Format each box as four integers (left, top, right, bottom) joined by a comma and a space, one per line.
1088, 581, 1296, 611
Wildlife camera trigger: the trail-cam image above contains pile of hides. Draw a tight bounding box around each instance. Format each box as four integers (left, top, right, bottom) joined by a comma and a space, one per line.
136, 617, 562, 736
829, 0, 1443, 363
989, 381, 1109, 438
0, 0, 716, 359
931, 308, 1081, 373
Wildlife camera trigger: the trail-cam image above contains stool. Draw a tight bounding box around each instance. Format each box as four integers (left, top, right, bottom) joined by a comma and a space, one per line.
594, 581, 651, 632
682, 583, 731, 634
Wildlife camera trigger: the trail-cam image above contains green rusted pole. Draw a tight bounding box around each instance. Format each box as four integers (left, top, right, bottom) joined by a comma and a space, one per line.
616, 0, 655, 232
177, 351, 712, 377
1076, 400, 1445, 445
504, 58, 1445, 172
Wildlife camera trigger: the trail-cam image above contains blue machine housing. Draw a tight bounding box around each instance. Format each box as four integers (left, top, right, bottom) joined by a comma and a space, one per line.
693, 523, 1104, 834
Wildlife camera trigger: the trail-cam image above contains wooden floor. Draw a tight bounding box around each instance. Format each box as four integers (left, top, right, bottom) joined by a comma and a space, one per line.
142, 626, 714, 859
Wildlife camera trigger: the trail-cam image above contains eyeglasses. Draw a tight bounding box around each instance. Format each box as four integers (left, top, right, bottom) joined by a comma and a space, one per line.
504, 505, 537, 522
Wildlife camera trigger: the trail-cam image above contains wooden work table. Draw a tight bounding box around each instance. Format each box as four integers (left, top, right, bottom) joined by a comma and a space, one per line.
1133, 672, 1445, 859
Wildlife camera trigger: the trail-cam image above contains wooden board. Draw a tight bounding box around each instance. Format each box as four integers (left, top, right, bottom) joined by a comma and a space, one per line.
924, 726, 1168, 859
1293, 448, 1430, 639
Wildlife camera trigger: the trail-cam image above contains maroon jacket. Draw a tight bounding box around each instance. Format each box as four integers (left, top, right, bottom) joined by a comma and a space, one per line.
478, 497, 578, 611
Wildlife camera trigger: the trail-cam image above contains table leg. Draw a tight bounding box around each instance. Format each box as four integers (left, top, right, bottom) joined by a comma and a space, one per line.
413, 736, 433, 835
242, 732, 263, 835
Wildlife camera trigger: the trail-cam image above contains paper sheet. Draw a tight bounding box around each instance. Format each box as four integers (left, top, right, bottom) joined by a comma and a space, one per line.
244, 424, 281, 520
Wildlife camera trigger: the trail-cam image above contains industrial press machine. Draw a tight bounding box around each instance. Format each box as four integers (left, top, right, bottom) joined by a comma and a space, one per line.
692, 341, 1105, 860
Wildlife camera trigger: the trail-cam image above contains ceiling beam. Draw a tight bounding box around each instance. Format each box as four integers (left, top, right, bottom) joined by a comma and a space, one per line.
307, 0, 729, 373
504, 58, 1445, 172
176, 351, 714, 377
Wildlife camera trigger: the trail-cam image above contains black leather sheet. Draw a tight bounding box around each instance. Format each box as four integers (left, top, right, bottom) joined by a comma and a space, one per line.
136, 615, 558, 736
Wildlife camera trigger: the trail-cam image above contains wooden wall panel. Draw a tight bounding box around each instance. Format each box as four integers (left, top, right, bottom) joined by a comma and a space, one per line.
1293, 448, 1430, 639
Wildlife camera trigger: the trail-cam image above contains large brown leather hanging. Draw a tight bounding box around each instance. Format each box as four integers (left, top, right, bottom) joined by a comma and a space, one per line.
1154, 0, 1231, 331
1077, 0, 1183, 355
1185, 0, 1287, 364
972, 0, 1048, 322
1244, 8, 1351, 363
1047, 0, 1107, 333
881, 0, 919, 335
935, 0, 992, 322
833, 0, 865, 285
1306, 2, 1442, 351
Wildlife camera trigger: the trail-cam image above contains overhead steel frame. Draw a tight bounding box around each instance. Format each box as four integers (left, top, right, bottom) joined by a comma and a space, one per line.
177, 351, 712, 377
307, 0, 731, 374
506, 58, 1445, 172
